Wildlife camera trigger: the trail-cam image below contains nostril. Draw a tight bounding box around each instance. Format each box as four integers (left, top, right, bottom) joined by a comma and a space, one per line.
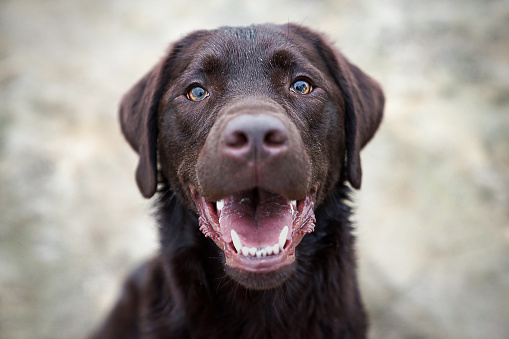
264, 129, 287, 147
226, 131, 249, 149
221, 114, 289, 161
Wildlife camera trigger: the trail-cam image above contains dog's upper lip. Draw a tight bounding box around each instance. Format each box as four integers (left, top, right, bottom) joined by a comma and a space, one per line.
190, 186, 317, 272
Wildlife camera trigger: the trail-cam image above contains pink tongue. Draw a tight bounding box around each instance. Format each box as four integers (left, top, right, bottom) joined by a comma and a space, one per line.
219, 190, 293, 247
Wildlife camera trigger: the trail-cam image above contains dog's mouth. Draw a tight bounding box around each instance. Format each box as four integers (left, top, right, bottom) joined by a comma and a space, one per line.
190, 186, 317, 274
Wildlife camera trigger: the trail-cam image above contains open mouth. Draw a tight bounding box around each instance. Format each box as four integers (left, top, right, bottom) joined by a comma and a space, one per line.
190, 186, 317, 273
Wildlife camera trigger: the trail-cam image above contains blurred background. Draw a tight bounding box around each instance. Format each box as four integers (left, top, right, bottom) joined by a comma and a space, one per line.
1, 0, 508, 338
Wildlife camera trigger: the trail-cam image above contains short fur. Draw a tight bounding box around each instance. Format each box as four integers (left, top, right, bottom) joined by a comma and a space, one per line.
91, 23, 384, 339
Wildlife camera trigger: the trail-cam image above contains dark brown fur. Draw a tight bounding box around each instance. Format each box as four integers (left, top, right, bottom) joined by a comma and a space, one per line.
92, 23, 384, 338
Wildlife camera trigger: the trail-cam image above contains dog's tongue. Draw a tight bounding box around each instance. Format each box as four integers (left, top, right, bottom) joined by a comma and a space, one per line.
219, 190, 293, 247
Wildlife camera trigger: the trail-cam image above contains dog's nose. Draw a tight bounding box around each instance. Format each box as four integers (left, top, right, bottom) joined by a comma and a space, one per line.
222, 114, 289, 162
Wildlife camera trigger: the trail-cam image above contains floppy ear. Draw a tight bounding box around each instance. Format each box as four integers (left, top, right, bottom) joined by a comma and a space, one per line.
290, 25, 384, 189
119, 61, 166, 198
120, 31, 209, 198
333, 55, 384, 189
119, 52, 180, 198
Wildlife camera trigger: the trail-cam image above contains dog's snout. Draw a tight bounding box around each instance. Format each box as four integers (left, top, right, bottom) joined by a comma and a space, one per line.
198, 108, 310, 200
223, 114, 288, 161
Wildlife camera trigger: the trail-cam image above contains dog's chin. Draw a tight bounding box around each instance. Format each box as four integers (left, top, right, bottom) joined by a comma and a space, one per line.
224, 262, 296, 290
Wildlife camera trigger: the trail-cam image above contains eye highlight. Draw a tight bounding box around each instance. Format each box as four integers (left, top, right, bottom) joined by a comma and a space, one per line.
187, 86, 209, 101
290, 80, 312, 95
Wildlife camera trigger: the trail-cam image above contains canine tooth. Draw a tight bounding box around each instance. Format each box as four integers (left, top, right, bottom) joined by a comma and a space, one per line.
265, 246, 273, 255
216, 199, 224, 211
231, 230, 242, 253
241, 247, 249, 256
278, 226, 288, 250
290, 200, 297, 214
272, 243, 280, 255
249, 247, 256, 256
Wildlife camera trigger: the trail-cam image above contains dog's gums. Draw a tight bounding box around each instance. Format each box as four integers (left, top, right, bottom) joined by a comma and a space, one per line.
190, 186, 317, 273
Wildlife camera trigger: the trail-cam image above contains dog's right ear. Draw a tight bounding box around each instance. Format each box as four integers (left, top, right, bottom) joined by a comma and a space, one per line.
119, 32, 208, 198
119, 64, 163, 198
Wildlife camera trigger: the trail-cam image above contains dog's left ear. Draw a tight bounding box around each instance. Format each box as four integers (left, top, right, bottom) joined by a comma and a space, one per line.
288, 25, 384, 189
334, 56, 384, 189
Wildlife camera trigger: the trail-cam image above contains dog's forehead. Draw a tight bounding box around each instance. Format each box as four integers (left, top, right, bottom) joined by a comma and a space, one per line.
209, 25, 291, 54
186, 25, 319, 72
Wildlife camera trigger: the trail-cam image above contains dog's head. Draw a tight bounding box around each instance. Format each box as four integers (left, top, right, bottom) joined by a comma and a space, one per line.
120, 24, 384, 289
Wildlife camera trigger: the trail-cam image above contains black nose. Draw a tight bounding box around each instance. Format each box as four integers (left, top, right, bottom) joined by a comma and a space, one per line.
222, 114, 289, 162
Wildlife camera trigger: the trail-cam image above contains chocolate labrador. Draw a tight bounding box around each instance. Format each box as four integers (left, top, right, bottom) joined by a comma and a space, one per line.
91, 23, 384, 338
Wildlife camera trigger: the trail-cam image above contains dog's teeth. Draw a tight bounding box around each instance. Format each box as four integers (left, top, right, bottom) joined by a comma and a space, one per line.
238, 244, 282, 258
256, 248, 267, 258
216, 199, 224, 212
290, 200, 297, 214
231, 230, 242, 253
272, 243, 280, 255
278, 226, 288, 250
256, 249, 267, 257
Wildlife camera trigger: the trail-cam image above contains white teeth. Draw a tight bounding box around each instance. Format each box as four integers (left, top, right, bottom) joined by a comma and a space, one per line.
216, 199, 224, 212
278, 226, 288, 250
290, 200, 297, 214
231, 230, 242, 253
233, 226, 290, 258
272, 243, 280, 255
253, 249, 267, 258
237, 243, 282, 257
290, 200, 297, 220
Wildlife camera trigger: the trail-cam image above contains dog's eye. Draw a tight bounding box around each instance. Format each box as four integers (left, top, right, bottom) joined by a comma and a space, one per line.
290, 80, 311, 95
187, 86, 210, 101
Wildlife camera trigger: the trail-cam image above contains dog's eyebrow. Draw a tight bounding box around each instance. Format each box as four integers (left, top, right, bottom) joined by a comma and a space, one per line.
201, 55, 224, 75
267, 49, 322, 81
268, 49, 293, 70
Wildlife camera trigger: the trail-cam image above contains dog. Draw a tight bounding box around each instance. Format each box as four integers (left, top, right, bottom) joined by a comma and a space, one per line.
91, 23, 384, 339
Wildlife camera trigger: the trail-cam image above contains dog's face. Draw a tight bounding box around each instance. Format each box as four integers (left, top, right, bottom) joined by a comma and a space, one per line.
120, 24, 384, 289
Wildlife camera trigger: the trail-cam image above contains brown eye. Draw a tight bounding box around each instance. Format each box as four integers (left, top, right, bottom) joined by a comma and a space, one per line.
187, 86, 209, 101
290, 80, 311, 95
